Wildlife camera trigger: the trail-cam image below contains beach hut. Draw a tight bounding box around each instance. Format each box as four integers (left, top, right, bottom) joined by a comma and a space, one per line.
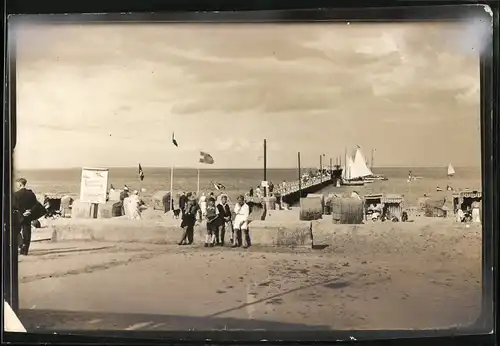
108, 189, 122, 201
60, 195, 74, 218
331, 195, 364, 224
363, 193, 383, 219
152, 190, 171, 212
423, 198, 448, 217
417, 196, 430, 211
452, 190, 482, 213
381, 194, 404, 220
37, 193, 69, 217
324, 193, 338, 215
299, 196, 323, 221
307, 193, 325, 212
363, 193, 404, 221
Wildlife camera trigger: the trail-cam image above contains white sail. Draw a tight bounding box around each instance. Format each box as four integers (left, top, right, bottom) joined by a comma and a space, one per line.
447, 163, 455, 176
342, 155, 355, 180
352, 147, 373, 178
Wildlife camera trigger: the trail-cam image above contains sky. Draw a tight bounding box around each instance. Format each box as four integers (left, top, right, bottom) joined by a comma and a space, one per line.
12, 19, 487, 169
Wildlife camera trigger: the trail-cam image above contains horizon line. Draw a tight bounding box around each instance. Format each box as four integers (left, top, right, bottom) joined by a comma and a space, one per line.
15, 165, 482, 171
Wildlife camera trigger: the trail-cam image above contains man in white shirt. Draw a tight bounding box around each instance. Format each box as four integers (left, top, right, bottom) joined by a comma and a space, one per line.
232, 195, 251, 248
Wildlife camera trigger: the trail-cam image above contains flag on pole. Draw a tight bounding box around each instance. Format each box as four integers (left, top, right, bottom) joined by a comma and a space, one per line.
199, 151, 215, 164
110, 184, 115, 190
172, 132, 178, 147
138, 163, 145, 181
213, 182, 226, 190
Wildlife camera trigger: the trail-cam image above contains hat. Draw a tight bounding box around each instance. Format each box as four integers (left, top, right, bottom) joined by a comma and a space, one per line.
123, 186, 129, 191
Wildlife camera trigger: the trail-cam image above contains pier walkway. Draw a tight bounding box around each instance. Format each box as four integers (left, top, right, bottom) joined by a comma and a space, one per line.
246, 174, 333, 205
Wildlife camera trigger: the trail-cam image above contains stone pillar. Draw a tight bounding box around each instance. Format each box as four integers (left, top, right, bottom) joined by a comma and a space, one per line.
263, 196, 277, 211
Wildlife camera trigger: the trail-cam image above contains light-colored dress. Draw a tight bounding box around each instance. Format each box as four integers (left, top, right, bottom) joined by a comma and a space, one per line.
456, 209, 465, 223
123, 196, 131, 217
199, 195, 207, 219
471, 202, 481, 223
128, 195, 142, 220
233, 203, 250, 230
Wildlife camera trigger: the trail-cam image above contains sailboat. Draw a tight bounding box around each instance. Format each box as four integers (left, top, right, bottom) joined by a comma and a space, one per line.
341, 154, 365, 186
447, 163, 455, 177
352, 147, 376, 183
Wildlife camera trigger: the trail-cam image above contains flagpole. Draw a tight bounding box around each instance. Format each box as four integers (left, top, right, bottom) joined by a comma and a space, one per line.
170, 164, 174, 211
197, 166, 200, 196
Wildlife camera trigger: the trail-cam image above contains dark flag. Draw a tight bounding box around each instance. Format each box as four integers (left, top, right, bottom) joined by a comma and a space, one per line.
110, 184, 115, 190
213, 182, 225, 191
199, 151, 215, 164
172, 132, 178, 147
138, 164, 145, 181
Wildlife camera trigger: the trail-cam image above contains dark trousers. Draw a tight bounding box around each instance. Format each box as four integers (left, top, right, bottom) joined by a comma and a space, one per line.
180, 215, 195, 244
19, 221, 32, 254
179, 226, 194, 244
233, 229, 251, 247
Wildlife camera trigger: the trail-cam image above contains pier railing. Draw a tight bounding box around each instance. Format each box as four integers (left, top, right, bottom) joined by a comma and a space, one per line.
275, 175, 331, 197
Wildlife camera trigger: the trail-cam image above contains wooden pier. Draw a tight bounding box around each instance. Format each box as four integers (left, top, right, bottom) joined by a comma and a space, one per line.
246, 175, 333, 206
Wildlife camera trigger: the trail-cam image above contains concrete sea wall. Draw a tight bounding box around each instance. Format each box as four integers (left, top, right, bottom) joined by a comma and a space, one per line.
50, 218, 313, 248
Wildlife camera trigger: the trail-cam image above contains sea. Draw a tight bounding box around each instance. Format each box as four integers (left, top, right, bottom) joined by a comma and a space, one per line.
14, 167, 481, 206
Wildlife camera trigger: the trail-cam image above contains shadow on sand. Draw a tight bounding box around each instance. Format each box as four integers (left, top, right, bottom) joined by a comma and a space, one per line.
19, 308, 331, 332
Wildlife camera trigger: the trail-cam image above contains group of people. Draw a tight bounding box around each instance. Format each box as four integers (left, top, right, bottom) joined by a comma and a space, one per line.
247, 181, 275, 198
117, 186, 144, 220
455, 201, 481, 223
177, 193, 251, 248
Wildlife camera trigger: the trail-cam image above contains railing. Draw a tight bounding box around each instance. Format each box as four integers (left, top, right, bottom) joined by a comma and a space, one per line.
274, 175, 332, 196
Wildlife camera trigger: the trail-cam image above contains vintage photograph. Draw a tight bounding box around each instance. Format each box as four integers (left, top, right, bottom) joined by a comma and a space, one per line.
10, 21, 482, 331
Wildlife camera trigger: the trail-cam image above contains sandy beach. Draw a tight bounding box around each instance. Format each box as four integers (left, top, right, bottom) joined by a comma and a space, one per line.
18, 218, 482, 332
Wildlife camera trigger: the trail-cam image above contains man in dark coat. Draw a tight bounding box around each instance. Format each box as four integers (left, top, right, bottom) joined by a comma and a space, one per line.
215, 194, 232, 246
179, 192, 188, 218
13, 178, 38, 255
119, 186, 129, 215
178, 192, 198, 245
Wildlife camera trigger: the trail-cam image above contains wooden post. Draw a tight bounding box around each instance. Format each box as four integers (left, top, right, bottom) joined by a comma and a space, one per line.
170, 165, 174, 213
263, 139, 267, 197
197, 167, 200, 196
330, 157, 333, 179
92, 203, 98, 219
319, 154, 323, 183
344, 148, 348, 180
298, 152, 302, 198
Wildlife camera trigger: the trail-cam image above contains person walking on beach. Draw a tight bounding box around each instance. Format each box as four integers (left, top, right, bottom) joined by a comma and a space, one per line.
232, 195, 251, 248
216, 194, 232, 246
249, 187, 254, 197
178, 193, 199, 245
204, 198, 218, 247
13, 178, 42, 255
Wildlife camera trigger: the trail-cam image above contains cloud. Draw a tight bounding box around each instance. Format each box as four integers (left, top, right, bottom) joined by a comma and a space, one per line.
13, 22, 482, 168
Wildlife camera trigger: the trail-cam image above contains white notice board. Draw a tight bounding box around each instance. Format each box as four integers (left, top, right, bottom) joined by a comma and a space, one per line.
80, 167, 109, 204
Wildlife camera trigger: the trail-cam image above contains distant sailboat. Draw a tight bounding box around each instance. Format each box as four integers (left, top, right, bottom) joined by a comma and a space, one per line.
341, 153, 365, 186
447, 163, 455, 177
